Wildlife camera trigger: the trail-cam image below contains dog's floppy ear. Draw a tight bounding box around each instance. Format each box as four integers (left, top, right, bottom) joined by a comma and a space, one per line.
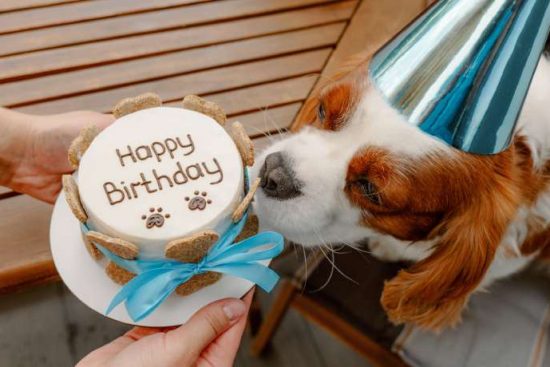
292, 52, 372, 132
291, 97, 319, 132
381, 158, 521, 331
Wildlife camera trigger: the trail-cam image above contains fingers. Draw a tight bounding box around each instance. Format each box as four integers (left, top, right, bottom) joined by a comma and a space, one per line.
95, 113, 115, 130
124, 327, 168, 341
242, 289, 254, 306
197, 291, 255, 367
164, 298, 247, 363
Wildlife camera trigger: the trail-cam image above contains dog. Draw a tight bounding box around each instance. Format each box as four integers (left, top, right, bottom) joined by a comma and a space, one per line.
251, 40, 550, 331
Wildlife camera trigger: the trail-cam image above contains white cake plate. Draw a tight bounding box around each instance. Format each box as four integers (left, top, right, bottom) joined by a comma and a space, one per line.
50, 191, 263, 327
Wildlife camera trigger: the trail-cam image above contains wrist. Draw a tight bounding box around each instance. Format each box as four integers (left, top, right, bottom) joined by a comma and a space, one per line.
0, 108, 36, 188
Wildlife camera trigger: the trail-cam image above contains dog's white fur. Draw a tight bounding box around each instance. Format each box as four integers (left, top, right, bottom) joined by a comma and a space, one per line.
253, 57, 550, 287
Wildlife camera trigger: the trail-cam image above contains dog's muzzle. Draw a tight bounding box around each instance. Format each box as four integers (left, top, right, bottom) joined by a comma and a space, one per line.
259, 152, 302, 200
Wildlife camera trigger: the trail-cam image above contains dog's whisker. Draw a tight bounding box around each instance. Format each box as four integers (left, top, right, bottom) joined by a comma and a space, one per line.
300, 244, 309, 293
339, 239, 373, 254
309, 225, 358, 285
309, 246, 336, 293
317, 242, 358, 285
261, 106, 285, 137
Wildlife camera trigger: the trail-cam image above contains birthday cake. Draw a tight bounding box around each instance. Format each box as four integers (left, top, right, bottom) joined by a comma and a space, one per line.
62, 93, 260, 296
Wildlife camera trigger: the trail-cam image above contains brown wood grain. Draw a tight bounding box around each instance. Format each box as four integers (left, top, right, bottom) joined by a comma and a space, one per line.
0, 0, 208, 35
0, 1, 356, 82
0, 0, 79, 13
0, 195, 55, 292
167, 74, 317, 125
0, 0, 333, 56
230, 104, 302, 139
1, 75, 314, 199
2, 24, 344, 107
203, 76, 316, 117
292, 0, 429, 131
16, 49, 331, 114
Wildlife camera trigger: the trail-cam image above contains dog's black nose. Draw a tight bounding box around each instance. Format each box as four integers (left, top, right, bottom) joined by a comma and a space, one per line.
259, 152, 302, 200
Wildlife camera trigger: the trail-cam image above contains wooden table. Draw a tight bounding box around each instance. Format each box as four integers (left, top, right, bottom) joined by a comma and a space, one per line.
0, 0, 432, 293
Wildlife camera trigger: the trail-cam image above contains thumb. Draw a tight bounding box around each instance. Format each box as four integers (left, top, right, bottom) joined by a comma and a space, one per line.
164, 298, 247, 363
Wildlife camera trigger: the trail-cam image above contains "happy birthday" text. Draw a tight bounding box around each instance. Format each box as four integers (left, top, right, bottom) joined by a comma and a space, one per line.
102, 134, 225, 206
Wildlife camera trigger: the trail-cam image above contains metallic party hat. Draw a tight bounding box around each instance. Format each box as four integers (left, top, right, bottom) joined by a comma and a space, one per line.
369, 0, 550, 154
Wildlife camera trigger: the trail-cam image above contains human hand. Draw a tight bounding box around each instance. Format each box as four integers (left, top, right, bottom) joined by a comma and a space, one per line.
77, 291, 253, 367
0, 108, 113, 203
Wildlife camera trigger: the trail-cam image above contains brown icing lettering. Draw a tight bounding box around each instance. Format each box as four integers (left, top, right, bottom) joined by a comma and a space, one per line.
151, 142, 166, 162
177, 134, 195, 156
102, 157, 225, 206
116, 145, 137, 167
115, 134, 195, 167
173, 162, 188, 184
153, 169, 174, 190
186, 164, 204, 180
104, 182, 125, 205
140, 173, 157, 193
122, 182, 132, 200
165, 138, 178, 159
136, 145, 152, 160
130, 182, 141, 198
202, 158, 224, 185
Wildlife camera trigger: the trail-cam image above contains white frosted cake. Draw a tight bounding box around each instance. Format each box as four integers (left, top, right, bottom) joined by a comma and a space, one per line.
59, 93, 263, 310
77, 107, 244, 259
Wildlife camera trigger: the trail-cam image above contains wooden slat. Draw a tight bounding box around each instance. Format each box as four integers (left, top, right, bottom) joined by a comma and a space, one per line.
0, 195, 55, 292
324, 0, 426, 75
179, 75, 318, 118
16, 49, 332, 114
0, 187, 12, 195
0, 1, 356, 82
2, 24, 344, 107
0, 0, 79, 14
0, 0, 332, 56
0, 75, 314, 200
0, 0, 207, 35
252, 132, 289, 153
232, 104, 301, 138
292, 0, 429, 131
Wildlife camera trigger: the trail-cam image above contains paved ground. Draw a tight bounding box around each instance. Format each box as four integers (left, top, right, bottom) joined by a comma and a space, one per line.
0, 252, 371, 367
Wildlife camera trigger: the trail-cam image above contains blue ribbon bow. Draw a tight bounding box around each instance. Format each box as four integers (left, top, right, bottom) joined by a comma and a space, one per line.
83, 212, 284, 322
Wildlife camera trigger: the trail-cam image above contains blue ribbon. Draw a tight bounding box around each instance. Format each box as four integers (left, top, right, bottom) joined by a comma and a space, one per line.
83, 212, 284, 322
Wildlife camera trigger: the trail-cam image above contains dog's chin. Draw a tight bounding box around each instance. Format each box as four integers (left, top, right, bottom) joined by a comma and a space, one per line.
253, 190, 373, 247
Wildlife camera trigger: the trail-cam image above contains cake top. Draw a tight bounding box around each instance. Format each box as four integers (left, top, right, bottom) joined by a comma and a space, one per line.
77, 107, 244, 249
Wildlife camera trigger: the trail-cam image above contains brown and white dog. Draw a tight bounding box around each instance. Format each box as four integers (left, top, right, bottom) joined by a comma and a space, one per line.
252, 43, 550, 331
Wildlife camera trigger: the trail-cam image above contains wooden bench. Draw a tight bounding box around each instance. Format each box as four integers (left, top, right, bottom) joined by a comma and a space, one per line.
0, 0, 433, 294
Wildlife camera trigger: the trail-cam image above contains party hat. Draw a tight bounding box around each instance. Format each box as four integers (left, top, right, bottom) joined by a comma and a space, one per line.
369, 0, 550, 154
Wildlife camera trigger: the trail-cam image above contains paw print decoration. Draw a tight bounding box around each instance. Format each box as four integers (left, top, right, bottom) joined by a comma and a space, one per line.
185, 191, 212, 211
142, 207, 170, 229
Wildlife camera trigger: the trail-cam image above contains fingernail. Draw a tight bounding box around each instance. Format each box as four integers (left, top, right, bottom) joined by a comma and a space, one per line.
223, 300, 246, 321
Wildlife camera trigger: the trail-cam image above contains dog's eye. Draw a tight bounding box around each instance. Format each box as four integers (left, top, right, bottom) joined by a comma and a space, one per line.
317, 102, 326, 122
357, 178, 381, 205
